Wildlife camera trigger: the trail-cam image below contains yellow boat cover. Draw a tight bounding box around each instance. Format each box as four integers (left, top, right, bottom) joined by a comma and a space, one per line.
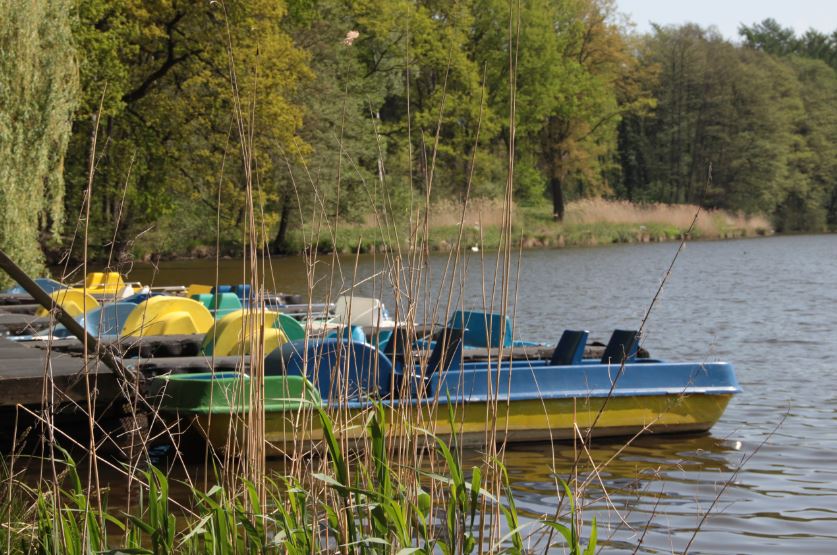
35, 289, 100, 318
121, 297, 214, 337
202, 309, 289, 356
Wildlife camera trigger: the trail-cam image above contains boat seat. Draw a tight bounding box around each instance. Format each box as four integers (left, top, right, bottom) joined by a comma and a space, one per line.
449, 310, 511, 348
380, 326, 413, 367
266, 338, 395, 401
601, 329, 641, 365
2, 277, 65, 296
326, 324, 367, 344
424, 327, 465, 375
549, 330, 589, 366
276, 313, 305, 341
332, 295, 390, 327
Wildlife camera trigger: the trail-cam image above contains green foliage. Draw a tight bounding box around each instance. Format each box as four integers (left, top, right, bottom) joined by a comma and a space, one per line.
0, 0, 78, 286
8, 3, 837, 272
64, 0, 309, 260
3, 410, 598, 554
616, 23, 837, 231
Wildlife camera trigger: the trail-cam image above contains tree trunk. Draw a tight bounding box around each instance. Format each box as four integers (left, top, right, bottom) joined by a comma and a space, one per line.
271, 195, 292, 254
551, 175, 565, 221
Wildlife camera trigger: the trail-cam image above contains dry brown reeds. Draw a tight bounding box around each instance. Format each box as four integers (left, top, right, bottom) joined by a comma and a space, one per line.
427, 197, 515, 228
564, 198, 772, 237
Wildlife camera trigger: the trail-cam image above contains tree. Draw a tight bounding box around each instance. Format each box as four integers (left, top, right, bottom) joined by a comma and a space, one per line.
64, 0, 309, 259
0, 0, 78, 285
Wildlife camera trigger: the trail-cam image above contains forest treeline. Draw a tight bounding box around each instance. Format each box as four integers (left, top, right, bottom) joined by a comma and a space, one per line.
2, 0, 836, 280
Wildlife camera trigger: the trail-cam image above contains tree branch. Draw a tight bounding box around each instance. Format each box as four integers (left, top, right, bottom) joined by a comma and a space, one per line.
122, 11, 188, 104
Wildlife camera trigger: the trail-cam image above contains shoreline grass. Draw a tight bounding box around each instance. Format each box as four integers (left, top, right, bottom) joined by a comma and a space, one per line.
278, 199, 773, 256
105, 199, 774, 262
2, 408, 595, 554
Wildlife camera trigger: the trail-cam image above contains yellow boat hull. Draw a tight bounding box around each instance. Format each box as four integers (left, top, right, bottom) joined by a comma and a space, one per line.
189, 393, 734, 456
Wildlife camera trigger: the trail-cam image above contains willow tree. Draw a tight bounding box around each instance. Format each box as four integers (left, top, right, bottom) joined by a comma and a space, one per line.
0, 0, 78, 286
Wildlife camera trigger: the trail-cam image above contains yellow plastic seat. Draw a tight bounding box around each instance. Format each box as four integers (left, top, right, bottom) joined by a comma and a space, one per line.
35, 289, 100, 318
202, 308, 289, 356
83, 272, 133, 297
84, 272, 105, 289
121, 297, 214, 337
186, 283, 213, 297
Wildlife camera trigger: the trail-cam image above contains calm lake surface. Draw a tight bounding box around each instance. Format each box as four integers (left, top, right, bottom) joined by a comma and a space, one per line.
126, 234, 837, 553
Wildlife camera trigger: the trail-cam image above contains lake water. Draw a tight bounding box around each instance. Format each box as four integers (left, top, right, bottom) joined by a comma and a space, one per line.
127, 234, 837, 553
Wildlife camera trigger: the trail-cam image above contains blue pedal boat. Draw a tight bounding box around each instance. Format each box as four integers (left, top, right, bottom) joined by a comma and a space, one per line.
151, 326, 740, 454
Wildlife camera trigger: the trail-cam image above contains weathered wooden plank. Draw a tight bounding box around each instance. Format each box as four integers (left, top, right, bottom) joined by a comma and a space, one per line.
0, 313, 52, 335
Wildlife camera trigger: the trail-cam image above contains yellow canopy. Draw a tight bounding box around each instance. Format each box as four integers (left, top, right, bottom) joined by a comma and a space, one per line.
121, 297, 214, 337
201, 308, 288, 357
35, 289, 100, 318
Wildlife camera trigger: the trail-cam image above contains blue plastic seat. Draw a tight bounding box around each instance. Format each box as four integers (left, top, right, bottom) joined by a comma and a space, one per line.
449, 310, 511, 348
234, 284, 250, 301
549, 330, 589, 366
121, 291, 164, 304
326, 324, 367, 344
53, 302, 136, 339
2, 278, 65, 295
601, 329, 641, 365
424, 328, 465, 374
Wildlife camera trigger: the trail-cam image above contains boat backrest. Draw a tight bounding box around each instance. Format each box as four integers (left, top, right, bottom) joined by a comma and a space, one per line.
85, 272, 123, 289
234, 284, 251, 302
381, 326, 413, 366
326, 324, 367, 344
2, 277, 65, 296
332, 296, 388, 327
191, 293, 212, 307
186, 283, 213, 297
425, 327, 465, 375
74, 302, 136, 338
192, 292, 242, 312
600, 329, 641, 365
276, 313, 305, 341
449, 310, 511, 348
549, 330, 589, 366
266, 339, 394, 401
121, 291, 162, 304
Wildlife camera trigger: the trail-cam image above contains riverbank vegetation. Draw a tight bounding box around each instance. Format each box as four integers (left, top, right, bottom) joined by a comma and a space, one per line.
2, 1, 837, 284
270, 199, 771, 256
2, 407, 598, 553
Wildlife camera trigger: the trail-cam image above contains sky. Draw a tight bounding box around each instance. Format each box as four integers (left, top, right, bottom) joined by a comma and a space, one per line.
616, 0, 837, 41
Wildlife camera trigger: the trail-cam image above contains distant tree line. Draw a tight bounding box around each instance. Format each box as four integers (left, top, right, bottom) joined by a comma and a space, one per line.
2, 1, 836, 282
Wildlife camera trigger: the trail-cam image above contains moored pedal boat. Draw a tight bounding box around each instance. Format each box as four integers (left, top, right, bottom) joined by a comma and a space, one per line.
150, 329, 740, 455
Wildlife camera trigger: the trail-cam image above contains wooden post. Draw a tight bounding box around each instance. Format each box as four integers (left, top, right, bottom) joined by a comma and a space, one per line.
0, 249, 135, 384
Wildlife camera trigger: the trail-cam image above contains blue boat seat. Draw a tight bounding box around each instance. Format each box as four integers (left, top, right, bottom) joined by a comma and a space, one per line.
601, 329, 641, 365
425, 328, 465, 375
234, 284, 250, 301
449, 310, 510, 349
549, 330, 589, 366
121, 291, 163, 304
2, 278, 65, 295
52, 302, 135, 339
266, 339, 395, 401
380, 327, 413, 367
326, 324, 367, 344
